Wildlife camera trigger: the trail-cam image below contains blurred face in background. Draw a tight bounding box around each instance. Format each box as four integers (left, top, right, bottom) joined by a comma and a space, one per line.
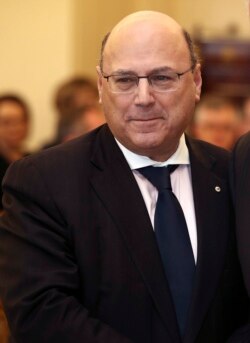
63, 106, 105, 142
0, 101, 29, 150
73, 87, 99, 109
193, 104, 241, 150
78, 106, 105, 133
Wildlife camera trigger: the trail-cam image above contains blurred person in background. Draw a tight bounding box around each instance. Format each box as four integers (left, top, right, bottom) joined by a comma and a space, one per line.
61, 105, 105, 142
190, 95, 242, 150
44, 76, 101, 148
240, 96, 250, 134
0, 94, 30, 213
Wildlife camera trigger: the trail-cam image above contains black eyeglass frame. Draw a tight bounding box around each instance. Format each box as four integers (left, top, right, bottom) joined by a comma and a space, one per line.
101, 64, 196, 87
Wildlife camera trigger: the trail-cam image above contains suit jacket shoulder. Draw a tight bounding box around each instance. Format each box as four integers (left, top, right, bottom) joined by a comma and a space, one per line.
231, 134, 250, 332
186, 135, 230, 179
232, 132, 250, 182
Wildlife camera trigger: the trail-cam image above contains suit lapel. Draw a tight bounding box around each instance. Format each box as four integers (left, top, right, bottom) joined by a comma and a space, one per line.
184, 138, 231, 343
90, 126, 181, 343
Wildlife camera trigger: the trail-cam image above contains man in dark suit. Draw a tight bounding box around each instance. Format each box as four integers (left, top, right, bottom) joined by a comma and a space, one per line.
0, 11, 247, 343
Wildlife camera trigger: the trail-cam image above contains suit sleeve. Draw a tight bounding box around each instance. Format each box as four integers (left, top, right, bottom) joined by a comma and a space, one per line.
0, 157, 133, 343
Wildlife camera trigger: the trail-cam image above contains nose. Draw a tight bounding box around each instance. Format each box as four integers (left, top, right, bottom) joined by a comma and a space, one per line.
134, 78, 155, 106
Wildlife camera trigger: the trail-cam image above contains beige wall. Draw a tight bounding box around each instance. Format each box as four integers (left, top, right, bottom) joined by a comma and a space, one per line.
76, 0, 249, 76
0, 0, 74, 150
73, 1, 134, 76
172, 0, 250, 37
0, 0, 249, 150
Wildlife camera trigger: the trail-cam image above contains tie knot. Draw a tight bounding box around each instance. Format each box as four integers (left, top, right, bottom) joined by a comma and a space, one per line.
138, 165, 178, 191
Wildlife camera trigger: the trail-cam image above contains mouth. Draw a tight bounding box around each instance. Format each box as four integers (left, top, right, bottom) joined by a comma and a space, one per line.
128, 117, 164, 132
131, 117, 163, 122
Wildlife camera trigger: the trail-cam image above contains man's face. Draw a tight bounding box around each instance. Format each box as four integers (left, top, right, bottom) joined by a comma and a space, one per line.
97, 18, 202, 161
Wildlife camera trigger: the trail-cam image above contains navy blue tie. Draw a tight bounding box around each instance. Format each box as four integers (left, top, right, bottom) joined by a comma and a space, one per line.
138, 165, 195, 335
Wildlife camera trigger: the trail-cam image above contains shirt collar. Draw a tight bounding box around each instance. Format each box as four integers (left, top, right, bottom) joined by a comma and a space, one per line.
115, 134, 190, 170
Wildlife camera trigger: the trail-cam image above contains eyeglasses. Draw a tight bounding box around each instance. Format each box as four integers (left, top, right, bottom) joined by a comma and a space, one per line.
101, 65, 195, 94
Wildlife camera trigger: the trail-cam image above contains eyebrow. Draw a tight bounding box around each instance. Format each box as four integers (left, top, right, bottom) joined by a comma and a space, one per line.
110, 66, 175, 75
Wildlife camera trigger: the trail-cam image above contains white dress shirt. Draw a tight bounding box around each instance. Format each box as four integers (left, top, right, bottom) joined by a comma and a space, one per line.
116, 134, 197, 263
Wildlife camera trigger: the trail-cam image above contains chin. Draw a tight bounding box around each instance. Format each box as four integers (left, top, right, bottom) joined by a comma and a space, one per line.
130, 138, 163, 155
135, 131, 165, 144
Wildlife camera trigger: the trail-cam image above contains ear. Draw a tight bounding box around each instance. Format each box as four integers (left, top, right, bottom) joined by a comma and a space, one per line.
193, 63, 202, 103
96, 65, 103, 104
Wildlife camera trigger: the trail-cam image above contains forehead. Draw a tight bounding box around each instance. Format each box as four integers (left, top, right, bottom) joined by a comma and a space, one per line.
103, 19, 190, 72
0, 101, 25, 119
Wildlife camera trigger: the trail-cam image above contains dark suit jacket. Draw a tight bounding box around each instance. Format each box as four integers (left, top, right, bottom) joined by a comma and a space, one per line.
0, 125, 247, 343
232, 132, 250, 286
0, 155, 10, 210
230, 132, 250, 341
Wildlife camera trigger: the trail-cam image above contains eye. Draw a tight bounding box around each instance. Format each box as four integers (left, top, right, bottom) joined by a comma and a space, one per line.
114, 76, 136, 84
150, 74, 174, 82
